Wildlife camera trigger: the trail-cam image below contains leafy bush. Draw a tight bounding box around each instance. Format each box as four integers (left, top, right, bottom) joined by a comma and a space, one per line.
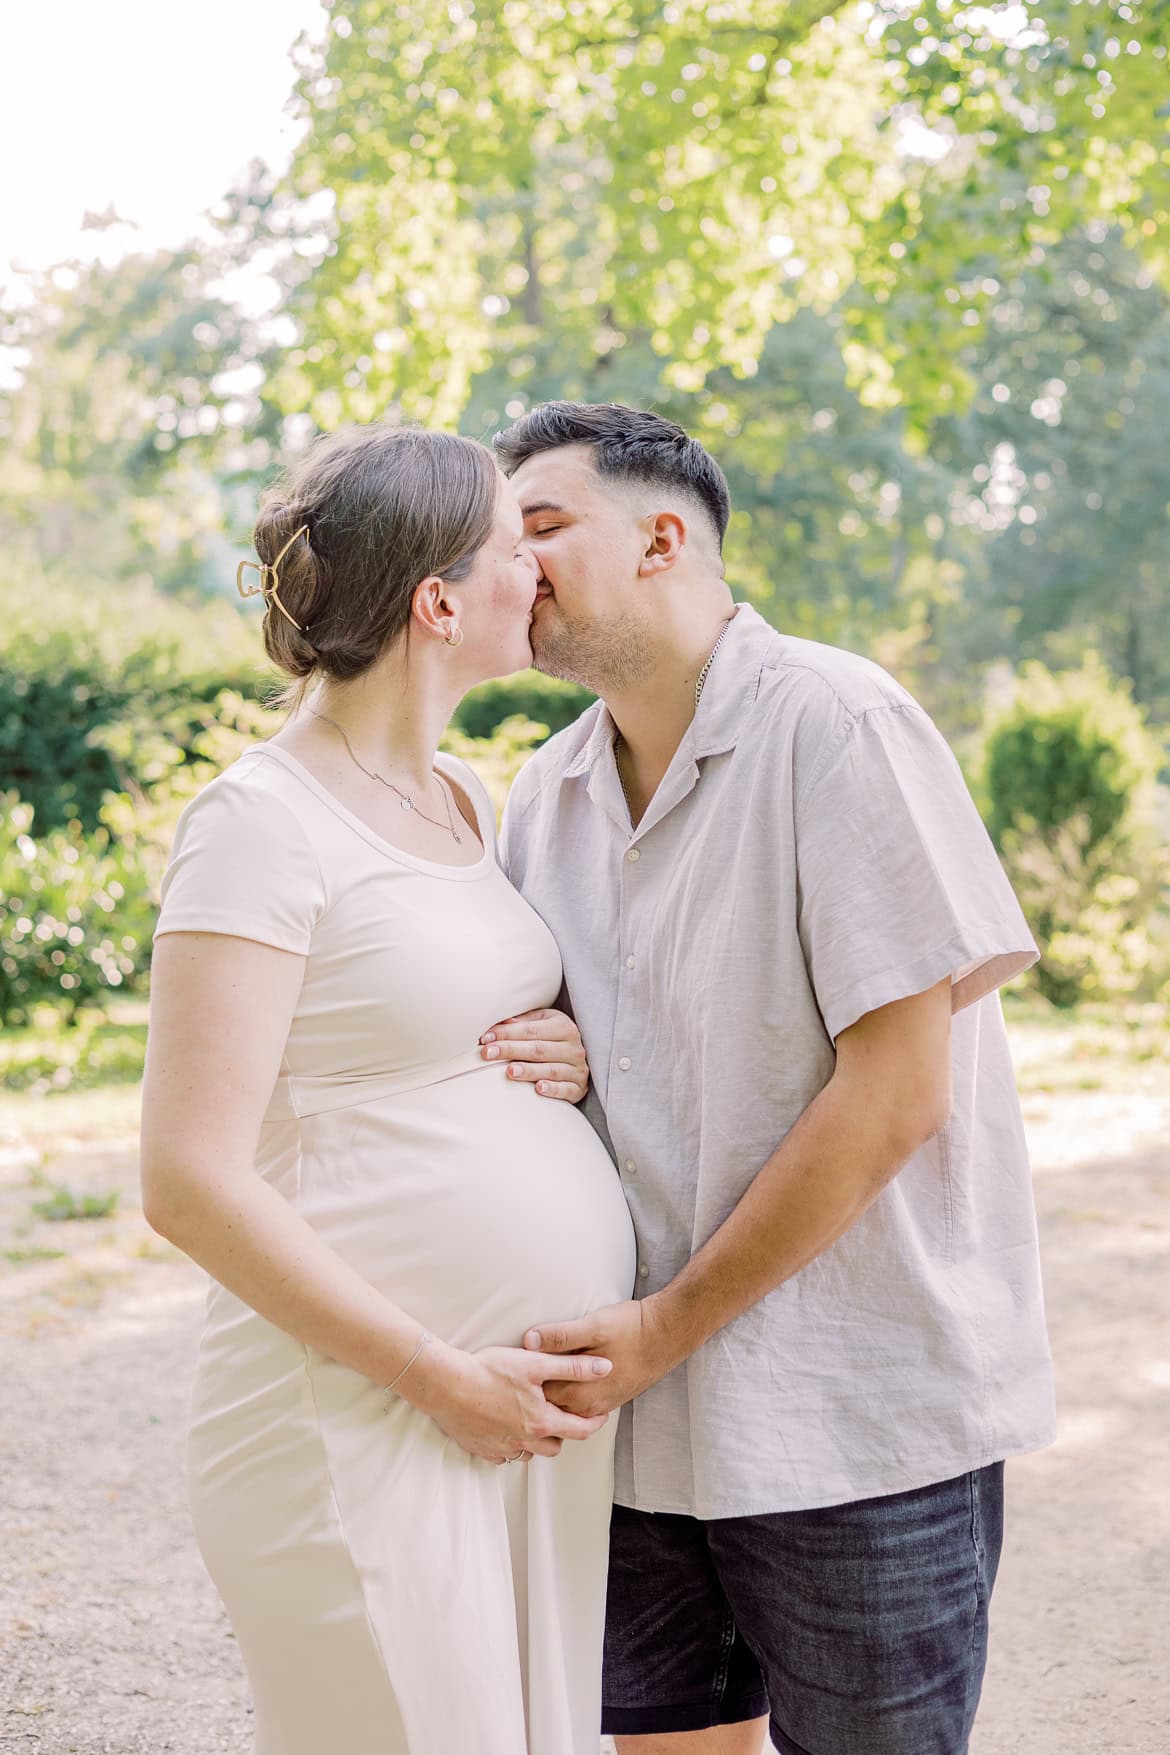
0, 795, 158, 1026
0, 573, 267, 831
452, 671, 593, 742
1002, 813, 1169, 1008
982, 653, 1163, 849
442, 716, 552, 818
0, 686, 275, 1027
980, 656, 1169, 1007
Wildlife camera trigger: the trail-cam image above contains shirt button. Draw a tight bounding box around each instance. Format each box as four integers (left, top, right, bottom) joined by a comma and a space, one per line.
638, 1263, 649, 1279
625, 954, 635, 970
626, 848, 641, 863
618, 1056, 632, 1071
624, 1159, 637, 1176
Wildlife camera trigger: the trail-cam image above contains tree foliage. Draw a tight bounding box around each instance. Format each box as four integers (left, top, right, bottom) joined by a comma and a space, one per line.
2, 1, 1169, 1025
0, 244, 288, 588
271, 0, 1170, 429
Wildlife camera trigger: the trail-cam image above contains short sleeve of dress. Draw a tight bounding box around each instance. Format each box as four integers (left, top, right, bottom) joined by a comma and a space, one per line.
154, 774, 327, 954
795, 703, 1038, 1042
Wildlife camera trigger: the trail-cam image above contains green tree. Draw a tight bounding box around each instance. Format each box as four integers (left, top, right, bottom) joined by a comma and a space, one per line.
264, 0, 1169, 431
0, 241, 283, 588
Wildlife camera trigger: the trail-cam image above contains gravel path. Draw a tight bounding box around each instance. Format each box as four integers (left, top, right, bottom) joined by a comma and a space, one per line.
2, 1089, 1167, 1754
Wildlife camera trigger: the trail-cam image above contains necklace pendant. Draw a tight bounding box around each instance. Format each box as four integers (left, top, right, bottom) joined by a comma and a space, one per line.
452, 831, 462, 844
400, 797, 413, 811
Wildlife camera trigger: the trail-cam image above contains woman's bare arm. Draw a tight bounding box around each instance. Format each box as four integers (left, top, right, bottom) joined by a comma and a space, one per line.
140, 932, 612, 1461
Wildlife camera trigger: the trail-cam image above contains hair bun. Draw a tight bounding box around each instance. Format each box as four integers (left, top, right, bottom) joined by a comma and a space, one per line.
249, 423, 499, 711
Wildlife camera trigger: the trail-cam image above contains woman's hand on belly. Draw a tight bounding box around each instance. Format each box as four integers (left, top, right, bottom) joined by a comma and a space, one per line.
399, 1339, 615, 1465
479, 1008, 590, 1102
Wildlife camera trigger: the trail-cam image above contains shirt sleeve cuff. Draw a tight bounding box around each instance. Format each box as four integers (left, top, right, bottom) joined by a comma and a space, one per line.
818, 928, 1039, 1043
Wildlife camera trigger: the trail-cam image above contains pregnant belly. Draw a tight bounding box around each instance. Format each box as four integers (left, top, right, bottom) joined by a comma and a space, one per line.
290, 1062, 637, 1350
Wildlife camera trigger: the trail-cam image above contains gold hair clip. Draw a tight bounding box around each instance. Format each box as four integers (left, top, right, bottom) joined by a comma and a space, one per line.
236, 525, 309, 631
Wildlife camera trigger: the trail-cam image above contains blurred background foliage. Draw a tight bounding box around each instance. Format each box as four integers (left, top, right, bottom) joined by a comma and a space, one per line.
0, 0, 1167, 1037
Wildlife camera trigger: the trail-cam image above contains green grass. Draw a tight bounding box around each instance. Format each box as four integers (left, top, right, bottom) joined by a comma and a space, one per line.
0, 1003, 146, 1147
30, 1184, 120, 1222
1003, 993, 1170, 1096
0, 995, 1165, 1162
0, 1003, 147, 1095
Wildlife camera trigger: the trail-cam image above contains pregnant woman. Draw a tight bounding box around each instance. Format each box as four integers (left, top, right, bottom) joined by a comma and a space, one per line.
139, 424, 636, 1755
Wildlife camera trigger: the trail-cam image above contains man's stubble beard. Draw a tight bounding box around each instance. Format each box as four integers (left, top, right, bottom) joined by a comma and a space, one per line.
530, 604, 657, 694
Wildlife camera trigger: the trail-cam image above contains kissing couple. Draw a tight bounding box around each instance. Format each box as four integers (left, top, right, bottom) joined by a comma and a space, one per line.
141, 401, 1054, 1755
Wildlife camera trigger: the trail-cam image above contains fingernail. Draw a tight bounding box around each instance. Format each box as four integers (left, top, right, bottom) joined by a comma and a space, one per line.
536, 1081, 547, 1094
481, 1031, 495, 1044
592, 1358, 613, 1375
486, 1045, 500, 1059
525, 1330, 541, 1348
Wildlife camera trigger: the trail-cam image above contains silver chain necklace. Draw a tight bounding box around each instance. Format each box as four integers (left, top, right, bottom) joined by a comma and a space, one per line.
614, 616, 734, 817
307, 708, 463, 843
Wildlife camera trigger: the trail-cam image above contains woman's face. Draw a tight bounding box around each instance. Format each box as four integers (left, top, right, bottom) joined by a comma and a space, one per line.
449, 476, 541, 679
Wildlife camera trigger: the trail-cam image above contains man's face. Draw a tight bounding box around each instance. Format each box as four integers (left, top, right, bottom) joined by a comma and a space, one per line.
510, 444, 656, 690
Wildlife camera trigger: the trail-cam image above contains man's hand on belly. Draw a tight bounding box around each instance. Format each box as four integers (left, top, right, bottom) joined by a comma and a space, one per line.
480, 1007, 590, 1103
523, 1299, 679, 1418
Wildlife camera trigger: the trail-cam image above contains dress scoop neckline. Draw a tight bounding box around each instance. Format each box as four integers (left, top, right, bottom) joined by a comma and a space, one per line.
252, 743, 495, 882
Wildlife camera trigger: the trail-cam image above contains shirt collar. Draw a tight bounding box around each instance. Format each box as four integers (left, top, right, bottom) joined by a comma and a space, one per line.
562, 700, 616, 781
561, 601, 776, 782
689, 602, 775, 758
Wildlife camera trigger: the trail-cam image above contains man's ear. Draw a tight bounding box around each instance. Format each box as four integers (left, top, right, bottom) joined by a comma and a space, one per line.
637, 511, 686, 576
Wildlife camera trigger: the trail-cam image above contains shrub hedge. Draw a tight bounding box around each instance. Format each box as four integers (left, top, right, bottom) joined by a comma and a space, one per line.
979, 656, 1169, 1007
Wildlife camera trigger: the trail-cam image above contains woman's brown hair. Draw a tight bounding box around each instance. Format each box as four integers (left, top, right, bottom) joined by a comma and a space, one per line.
252, 424, 500, 707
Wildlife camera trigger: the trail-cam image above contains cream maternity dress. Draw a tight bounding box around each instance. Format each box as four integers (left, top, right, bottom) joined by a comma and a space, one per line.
154, 743, 636, 1755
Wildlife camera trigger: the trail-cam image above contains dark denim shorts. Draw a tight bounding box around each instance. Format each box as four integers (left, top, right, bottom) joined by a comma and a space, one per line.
602, 1463, 1004, 1755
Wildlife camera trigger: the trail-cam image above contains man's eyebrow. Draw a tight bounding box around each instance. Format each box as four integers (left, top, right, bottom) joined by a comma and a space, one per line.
520, 500, 571, 518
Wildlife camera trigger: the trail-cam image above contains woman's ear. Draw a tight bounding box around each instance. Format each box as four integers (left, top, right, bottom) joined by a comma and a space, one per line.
637, 510, 686, 576
411, 575, 460, 643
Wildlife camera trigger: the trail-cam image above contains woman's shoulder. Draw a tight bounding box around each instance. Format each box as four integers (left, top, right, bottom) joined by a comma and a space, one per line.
175, 745, 314, 843
158, 747, 328, 950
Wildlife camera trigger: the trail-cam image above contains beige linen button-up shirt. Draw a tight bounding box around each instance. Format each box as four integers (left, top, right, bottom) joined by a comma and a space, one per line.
500, 605, 1056, 1517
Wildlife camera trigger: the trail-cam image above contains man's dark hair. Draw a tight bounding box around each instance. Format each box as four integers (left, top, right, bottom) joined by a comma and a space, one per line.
494, 401, 731, 548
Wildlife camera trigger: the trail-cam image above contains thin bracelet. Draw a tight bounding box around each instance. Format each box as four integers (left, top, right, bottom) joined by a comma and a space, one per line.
382, 1331, 434, 1412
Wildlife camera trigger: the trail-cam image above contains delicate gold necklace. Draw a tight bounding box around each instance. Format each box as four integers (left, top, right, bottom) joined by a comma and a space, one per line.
614, 616, 734, 818
308, 709, 463, 843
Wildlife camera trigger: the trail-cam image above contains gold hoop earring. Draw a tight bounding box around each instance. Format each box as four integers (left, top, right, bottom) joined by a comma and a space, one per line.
444, 626, 464, 648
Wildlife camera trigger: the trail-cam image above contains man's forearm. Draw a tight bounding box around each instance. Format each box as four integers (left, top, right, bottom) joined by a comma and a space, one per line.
528, 981, 953, 1416
645, 1063, 945, 1374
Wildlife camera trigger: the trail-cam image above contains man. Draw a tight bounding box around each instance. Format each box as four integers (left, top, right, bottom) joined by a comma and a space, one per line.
488, 402, 1055, 1755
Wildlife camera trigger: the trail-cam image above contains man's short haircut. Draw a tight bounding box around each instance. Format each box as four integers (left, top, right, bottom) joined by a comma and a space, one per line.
494, 401, 731, 549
